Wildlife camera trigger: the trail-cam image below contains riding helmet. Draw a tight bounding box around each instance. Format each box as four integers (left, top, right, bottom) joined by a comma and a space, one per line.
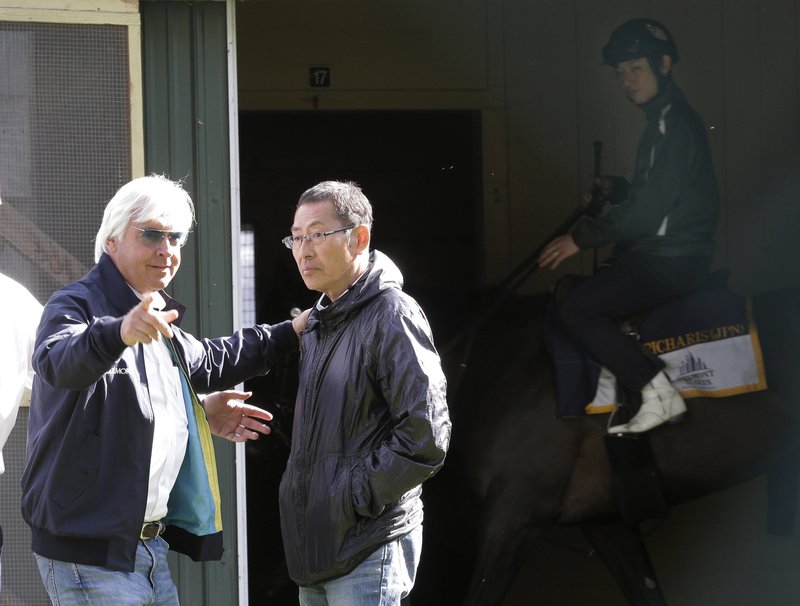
602, 18, 679, 66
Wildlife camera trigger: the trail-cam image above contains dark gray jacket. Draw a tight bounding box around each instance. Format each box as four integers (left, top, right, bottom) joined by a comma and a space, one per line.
279, 250, 451, 586
572, 82, 719, 259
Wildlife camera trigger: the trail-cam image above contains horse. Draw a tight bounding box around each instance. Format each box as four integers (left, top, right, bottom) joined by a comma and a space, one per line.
413, 282, 800, 605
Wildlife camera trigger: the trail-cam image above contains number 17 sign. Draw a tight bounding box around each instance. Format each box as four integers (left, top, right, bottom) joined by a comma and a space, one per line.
309, 66, 331, 88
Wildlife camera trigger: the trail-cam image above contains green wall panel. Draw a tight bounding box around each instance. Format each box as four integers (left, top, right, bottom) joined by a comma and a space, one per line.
141, 2, 238, 605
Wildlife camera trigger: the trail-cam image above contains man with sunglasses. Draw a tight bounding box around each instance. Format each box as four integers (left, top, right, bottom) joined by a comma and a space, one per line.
21, 174, 306, 605
278, 181, 451, 605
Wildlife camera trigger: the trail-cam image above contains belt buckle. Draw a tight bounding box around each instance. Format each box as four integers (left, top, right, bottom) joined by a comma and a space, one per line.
140, 521, 164, 540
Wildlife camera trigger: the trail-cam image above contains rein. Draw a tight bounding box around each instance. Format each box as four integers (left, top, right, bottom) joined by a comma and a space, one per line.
445, 187, 606, 397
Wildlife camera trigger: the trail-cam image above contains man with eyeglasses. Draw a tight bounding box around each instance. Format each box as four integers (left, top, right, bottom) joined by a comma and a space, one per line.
277, 181, 451, 606
21, 174, 307, 605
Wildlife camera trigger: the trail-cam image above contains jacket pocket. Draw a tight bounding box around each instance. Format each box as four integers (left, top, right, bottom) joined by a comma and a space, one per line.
51, 432, 101, 509
302, 456, 358, 577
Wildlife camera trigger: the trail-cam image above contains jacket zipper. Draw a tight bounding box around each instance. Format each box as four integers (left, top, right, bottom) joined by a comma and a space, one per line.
297, 325, 329, 579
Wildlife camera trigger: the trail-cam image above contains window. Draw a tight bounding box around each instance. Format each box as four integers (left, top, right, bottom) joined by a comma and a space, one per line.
0, 8, 141, 603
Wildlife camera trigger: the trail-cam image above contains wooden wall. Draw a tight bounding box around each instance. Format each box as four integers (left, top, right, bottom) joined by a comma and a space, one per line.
236, 0, 799, 295
234, 2, 800, 604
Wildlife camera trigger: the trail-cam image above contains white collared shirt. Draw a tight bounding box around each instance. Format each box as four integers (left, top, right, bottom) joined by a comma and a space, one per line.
130, 289, 189, 523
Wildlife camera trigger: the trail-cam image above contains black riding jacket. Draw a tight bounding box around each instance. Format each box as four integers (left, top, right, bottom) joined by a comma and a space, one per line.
279, 250, 451, 586
572, 81, 719, 259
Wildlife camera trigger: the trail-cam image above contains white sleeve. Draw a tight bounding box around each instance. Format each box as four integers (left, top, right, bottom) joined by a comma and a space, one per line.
0, 274, 43, 474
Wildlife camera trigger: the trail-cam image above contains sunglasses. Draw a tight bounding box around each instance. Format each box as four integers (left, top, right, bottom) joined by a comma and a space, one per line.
128, 226, 189, 248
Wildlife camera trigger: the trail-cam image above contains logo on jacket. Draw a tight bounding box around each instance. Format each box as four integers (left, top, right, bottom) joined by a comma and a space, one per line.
107, 366, 130, 375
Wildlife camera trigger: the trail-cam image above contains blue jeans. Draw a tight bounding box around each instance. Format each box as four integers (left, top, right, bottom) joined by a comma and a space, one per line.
34, 537, 179, 606
298, 526, 422, 606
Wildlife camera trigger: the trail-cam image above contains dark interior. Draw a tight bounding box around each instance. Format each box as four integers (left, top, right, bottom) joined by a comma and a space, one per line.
238, 110, 482, 603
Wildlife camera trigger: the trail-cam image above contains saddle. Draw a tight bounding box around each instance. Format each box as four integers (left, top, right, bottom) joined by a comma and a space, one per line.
550, 271, 757, 523
547, 271, 767, 418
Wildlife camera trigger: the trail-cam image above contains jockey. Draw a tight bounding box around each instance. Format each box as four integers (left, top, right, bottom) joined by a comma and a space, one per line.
537, 18, 720, 433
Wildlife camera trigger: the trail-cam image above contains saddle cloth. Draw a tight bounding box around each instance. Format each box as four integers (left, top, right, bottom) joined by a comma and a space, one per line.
547, 288, 768, 417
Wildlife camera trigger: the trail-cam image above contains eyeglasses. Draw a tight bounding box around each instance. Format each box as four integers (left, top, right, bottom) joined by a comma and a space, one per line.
282, 225, 356, 250
128, 226, 189, 248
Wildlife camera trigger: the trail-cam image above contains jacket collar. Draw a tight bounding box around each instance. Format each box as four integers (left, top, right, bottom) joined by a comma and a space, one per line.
307, 249, 403, 331
640, 80, 685, 120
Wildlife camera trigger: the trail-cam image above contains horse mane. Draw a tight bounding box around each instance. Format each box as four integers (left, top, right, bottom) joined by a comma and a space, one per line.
439, 288, 554, 411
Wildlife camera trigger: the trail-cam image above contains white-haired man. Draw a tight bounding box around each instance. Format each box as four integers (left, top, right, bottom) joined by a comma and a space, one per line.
22, 175, 305, 605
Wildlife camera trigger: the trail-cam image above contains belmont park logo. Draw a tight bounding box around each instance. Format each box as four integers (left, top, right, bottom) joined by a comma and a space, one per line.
675, 351, 715, 387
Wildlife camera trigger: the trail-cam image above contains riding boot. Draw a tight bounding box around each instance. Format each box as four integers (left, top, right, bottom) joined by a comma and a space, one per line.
608, 371, 686, 433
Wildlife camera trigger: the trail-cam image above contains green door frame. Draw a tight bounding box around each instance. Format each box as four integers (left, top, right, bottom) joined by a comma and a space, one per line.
141, 2, 239, 604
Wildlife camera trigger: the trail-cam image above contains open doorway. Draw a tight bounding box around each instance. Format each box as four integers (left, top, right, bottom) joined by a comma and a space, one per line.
239, 110, 482, 338
239, 110, 482, 603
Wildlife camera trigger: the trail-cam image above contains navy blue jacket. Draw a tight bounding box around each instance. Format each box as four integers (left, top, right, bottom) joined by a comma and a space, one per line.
21, 254, 297, 571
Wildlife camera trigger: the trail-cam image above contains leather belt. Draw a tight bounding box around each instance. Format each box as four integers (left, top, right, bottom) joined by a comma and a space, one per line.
140, 521, 166, 540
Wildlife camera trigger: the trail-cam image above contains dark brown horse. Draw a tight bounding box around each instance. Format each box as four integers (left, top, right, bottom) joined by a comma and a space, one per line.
414, 283, 800, 605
